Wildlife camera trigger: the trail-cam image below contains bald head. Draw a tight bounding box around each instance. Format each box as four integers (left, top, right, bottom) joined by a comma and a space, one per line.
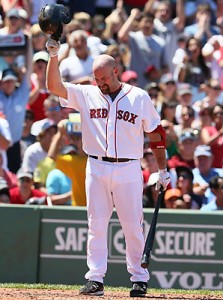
93, 54, 116, 72
92, 54, 120, 94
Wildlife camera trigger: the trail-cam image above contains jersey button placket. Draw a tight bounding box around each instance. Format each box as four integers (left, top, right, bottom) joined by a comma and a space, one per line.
106, 105, 117, 158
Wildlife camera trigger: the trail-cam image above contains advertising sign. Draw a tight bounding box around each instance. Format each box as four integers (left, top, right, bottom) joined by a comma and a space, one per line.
38, 208, 223, 289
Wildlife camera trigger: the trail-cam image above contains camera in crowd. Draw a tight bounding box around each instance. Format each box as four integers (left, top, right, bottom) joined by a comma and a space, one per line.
65, 113, 82, 135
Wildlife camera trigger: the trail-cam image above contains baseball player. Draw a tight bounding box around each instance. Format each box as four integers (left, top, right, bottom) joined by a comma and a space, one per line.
46, 38, 171, 297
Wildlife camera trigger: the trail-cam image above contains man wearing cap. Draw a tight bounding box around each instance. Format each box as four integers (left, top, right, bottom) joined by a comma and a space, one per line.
168, 129, 197, 170
175, 83, 199, 124
9, 168, 47, 205
121, 70, 138, 86
193, 145, 223, 205
29, 51, 50, 121
0, 41, 32, 173
22, 121, 57, 176
0, 8, 27, 72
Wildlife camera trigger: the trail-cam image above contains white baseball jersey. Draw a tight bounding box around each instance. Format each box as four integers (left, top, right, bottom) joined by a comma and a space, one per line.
60, 83, 161, 158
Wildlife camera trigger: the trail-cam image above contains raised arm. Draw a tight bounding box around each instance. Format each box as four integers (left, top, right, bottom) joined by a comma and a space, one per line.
46, 38, 67, 99
175, 0, 185, 31
118, 8, 141, 44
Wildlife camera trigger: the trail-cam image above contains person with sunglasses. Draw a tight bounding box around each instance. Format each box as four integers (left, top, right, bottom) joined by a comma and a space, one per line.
9, 168, 46, 205
31, 95, 62, 137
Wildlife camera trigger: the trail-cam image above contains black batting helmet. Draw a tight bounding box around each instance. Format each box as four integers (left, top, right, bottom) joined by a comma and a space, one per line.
38, 4, 71, 41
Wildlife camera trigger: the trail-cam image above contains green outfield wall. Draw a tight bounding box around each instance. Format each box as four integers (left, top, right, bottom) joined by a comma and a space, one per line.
0, 205, 223, 290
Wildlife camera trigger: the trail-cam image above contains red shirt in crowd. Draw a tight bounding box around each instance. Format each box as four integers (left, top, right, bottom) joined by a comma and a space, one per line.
9, 187, 47, 205
167, 154, 195, 170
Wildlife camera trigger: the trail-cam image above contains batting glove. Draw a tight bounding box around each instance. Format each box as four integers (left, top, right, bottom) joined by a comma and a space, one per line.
46, 37, 61, 57
156, 168, 171, 191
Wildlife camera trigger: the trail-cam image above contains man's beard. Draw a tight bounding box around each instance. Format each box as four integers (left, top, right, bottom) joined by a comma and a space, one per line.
98, 84, 110, 94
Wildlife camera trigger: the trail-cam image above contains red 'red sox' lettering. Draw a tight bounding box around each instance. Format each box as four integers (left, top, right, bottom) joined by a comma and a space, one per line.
90, 108, 138, 124
90, 108, 108, 118
117, 110, 138, 124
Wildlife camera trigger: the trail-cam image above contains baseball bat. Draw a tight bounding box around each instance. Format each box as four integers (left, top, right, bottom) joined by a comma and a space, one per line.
141, 186, 164, 268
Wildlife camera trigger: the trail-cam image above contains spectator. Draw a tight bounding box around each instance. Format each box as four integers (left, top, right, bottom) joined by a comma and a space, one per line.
177, 37, 211, 101
193, 145, 223, 205
175, 83, 199, 125
174, 105, 196, 139
159, 73, 178, 103
144, 82, 161, 112
118, 10, 167, 88
200, 104, 223, 168
9, 168, 47, 205
161, 119, 178, 159
164, 188, 183, 209
102, 4, 127, 45
73, 12, 108, 58
160, 101, 178, 125
0, 152, 17, 189
105, 44, 126, 79
168, 165, 202, 209
46, 145, 75, 206
22, 120, 57, 173
167, 129, 197, 169
172, 33, 187, 79
200, 175, 223, 211
143, 172, 165, 208
29, 0, 56, 25
0, 0, 32, 17
0, 114, 12, 170
0, 177, 10, 204
0, 8, 27, 72
147, 0, 185, 72
141, 148, 158, 188
29, 51, 50, 122
30, 23, 48, 53
121, 70, 138, 86
20, 109, 36, 161
0, 33, 32, 173
194, 79, 222, 111
48, 115, 87, 206
59, 30, 94, 84
31, 95, 63, 136
192, 104, 212, 132
202, 35, 223, 90
184, 4, 219, 47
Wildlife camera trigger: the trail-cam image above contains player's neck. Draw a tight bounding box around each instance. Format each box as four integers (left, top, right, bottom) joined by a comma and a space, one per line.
109, 84, 122, 101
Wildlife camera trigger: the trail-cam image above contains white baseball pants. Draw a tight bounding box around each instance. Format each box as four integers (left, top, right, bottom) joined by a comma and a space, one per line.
84, 156, 150, 283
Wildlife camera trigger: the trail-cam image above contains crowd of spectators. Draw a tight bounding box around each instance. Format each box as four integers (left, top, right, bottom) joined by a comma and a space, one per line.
0, 0, 223, 210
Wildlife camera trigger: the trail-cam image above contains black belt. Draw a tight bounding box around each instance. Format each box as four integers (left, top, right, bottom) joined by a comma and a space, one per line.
89, 155, 135, 163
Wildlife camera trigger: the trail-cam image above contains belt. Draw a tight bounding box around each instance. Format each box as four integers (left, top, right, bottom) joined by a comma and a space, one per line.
89, 155, 135, 163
